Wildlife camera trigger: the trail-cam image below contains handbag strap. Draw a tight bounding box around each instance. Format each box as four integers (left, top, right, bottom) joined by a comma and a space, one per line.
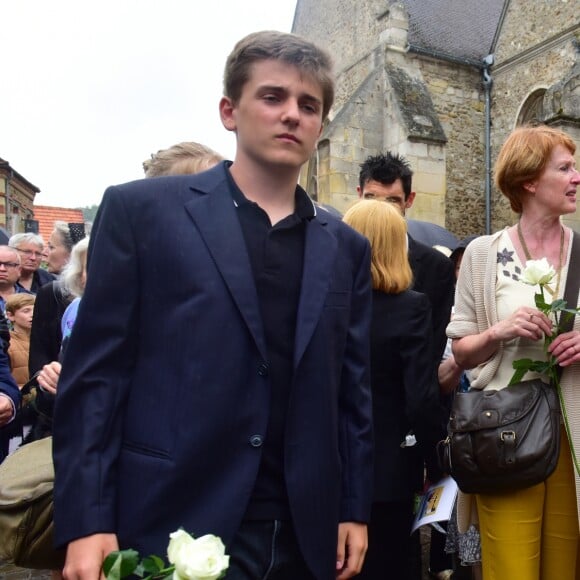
557, 229, 580, 478
561, 230, 580, 333
555, 230, 580, 382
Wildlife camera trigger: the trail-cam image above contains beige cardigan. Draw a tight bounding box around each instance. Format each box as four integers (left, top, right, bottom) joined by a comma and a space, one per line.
447, 228, 580, 532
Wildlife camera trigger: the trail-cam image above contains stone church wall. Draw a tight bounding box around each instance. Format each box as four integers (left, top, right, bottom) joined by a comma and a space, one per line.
414, 56, 486, 237
494, 0, 578, 63
490, 0, 579, 232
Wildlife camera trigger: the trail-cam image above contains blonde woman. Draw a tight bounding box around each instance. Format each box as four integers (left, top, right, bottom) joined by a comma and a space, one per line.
343, 200, 445, 578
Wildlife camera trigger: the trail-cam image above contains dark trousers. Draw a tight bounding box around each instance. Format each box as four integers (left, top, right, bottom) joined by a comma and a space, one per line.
226, 520, 316, 580
429, 522, 453, 574
357, 500, 415, 580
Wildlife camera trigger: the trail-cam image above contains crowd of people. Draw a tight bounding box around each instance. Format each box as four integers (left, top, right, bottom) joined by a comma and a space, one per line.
0, 29, 579, 580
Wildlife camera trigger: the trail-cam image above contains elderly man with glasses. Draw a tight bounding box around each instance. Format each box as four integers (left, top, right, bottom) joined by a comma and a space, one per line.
0, 246, 32, 314
9, 233, 56, 293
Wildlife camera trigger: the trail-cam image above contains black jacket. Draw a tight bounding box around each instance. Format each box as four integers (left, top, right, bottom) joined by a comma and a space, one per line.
27, 281, 72, 441
370, 290, 446, 500
408, 235, 455, 363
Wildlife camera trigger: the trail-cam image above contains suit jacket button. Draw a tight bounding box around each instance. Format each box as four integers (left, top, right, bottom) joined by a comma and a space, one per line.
249, 435, 263, 448
257, 362, 269, 376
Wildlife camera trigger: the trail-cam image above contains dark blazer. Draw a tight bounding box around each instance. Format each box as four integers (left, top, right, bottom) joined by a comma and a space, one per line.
407, 236, 455, 363
370, 290, 445, 501
0, 346, 22, 462
53, 163, 374, 580
29, 281, 71, 377
27, 281, 72, 441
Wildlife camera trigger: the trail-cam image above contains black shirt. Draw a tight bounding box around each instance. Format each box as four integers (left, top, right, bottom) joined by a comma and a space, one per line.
227, 169, 315, 520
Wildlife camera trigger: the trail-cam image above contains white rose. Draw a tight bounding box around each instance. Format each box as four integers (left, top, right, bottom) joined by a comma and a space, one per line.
521, 258, 556, 286
168, 531, 229, 580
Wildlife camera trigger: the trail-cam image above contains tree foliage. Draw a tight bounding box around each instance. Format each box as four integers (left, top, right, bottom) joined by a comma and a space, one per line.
77, 204, 99, 222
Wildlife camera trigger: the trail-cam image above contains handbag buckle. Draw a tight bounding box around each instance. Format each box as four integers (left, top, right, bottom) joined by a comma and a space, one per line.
500, 430, 516, 442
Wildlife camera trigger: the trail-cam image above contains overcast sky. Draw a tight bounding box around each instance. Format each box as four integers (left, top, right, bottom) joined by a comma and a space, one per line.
3, 0, 297, 208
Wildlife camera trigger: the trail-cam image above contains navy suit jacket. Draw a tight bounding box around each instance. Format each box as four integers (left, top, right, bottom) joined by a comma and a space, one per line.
53, 163, 373, 580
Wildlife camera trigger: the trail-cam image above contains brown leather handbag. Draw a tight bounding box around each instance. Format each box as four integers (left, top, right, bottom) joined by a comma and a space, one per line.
438, 378, 560, 493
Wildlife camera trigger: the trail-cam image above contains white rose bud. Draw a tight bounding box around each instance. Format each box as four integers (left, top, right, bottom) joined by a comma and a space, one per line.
168, 531, 229, 580
521, 258, 556, 286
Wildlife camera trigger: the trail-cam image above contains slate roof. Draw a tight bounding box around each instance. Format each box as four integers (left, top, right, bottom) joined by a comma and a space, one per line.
33, 205, 85, 245
402, 0, 506, 64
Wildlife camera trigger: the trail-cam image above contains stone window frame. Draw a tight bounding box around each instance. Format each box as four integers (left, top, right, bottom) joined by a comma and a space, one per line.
516, 88, 548, 127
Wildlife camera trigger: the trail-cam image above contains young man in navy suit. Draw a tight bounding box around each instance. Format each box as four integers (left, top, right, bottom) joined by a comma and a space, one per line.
53, 31, 373, 580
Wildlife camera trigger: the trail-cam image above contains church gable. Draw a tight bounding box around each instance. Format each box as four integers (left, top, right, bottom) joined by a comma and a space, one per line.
385, 63, 446, 144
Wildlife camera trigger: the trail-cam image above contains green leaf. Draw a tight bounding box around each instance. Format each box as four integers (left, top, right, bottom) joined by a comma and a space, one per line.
103, 549, 141, 579
550, 298, 567, 312
103, 554, 121, 580
142, 555, 166, 574
528, 360, 552, 374
510, 357, 556, 386
509, 368, 527, 385
511, 358, 535, 369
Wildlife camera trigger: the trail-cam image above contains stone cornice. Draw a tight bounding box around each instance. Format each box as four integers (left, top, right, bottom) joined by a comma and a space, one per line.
493, 25, 579, 74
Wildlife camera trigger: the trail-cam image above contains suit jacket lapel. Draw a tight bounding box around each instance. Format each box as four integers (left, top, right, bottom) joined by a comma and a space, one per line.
183, 183, 268, 360
294, 217, 337, 367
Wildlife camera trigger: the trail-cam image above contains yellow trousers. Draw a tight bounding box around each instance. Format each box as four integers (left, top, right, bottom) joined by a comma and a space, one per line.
476, 427, 579, 580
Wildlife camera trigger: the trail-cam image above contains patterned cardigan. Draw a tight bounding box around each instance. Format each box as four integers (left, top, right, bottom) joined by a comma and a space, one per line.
447, 227, 580, 531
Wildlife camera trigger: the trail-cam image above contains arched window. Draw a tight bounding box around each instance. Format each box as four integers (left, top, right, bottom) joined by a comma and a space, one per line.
517, 89, 547, 126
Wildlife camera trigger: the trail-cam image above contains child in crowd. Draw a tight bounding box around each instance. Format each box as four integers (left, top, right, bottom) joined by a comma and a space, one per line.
5, 293, 35, 388
4, 293, 35, 452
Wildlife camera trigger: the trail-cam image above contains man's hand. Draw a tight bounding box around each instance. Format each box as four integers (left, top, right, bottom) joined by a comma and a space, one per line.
37, 361, 62, 395
336, 522, 368, 579
62, 533, 119, 580
0, 396, 14, 426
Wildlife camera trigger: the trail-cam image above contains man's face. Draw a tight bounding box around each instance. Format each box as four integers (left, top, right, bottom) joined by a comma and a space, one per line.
0, 248, 21, 286
14, 242, 43, 273
357, 178, 416, 216
219, 59, 324, 172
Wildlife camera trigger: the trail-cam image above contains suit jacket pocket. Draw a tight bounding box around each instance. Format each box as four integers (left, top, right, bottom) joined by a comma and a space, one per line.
122, 440, 171, 460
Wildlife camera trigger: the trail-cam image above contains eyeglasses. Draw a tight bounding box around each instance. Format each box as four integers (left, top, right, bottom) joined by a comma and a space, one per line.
0, 262, 19, 269
16, 249, 43, 258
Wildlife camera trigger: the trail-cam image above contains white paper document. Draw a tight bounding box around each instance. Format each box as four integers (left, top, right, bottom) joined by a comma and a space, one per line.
411, 475, 458, 533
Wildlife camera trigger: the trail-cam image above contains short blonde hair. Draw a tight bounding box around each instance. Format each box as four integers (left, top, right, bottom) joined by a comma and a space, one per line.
143, 142, 223, 177
494, 125, 577, 213
343, 200, 412, 294
5, 293, 35, 315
